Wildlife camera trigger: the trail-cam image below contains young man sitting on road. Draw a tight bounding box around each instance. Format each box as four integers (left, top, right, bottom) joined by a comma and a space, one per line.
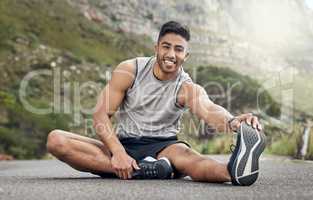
47, 21, 266, 186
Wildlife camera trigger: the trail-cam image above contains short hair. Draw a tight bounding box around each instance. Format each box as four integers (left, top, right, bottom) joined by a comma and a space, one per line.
157, 21, 190, 42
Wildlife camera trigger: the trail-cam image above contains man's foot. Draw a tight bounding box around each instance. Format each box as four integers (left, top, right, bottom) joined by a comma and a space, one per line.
132, 156, 174, 179
227, 122, 266, 186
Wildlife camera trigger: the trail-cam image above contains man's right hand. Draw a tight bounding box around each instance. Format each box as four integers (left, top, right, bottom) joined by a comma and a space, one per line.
110, 150, 140, 179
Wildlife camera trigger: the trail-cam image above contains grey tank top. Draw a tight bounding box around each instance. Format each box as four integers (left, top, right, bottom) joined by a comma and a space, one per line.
116, 56, 192, 139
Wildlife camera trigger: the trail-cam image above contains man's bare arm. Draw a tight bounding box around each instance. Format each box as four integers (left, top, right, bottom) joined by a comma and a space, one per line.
178, 82, 233, 133
92, 59, 139, 179
93, 60, 134, 152
178, 82, 262, 133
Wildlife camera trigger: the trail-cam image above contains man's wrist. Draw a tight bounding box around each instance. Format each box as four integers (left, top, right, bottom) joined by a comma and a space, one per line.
228, 117, 239, 132
111, 147, 126, 156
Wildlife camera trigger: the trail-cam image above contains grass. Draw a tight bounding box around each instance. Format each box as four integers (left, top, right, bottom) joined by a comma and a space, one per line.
200, 134, 233, 154
0, 90, 72, 159
266, 134, 298, 156
0, 0, 152, 64
265, 123, 311, 158
307, 129, 313, 160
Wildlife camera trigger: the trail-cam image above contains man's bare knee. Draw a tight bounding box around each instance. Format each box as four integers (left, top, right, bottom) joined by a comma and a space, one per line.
158, 143, 198, 161
157, 143, 202, 175
46, 130, 69, 157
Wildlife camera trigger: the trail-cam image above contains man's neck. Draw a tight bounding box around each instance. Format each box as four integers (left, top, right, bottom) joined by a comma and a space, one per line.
153, 62, 180, 81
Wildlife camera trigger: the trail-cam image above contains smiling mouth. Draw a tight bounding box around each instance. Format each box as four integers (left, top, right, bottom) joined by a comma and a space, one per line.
163, 60, 176, 65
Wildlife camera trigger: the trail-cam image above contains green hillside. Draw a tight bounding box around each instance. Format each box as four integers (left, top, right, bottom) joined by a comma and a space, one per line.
0, 0, 152, 159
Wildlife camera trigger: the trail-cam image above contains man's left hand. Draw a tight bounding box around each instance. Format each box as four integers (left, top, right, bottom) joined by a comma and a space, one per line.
229, 113, 262, 132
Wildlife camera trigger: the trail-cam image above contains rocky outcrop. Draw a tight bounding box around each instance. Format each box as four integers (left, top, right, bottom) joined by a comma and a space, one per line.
68, 0, 313, 75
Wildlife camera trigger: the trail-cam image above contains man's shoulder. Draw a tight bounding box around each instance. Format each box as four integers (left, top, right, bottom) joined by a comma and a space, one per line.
176, 81, 194, 108
116, 56, 152, 72
179, 81, 196, 96
177, 82, 209, 106
110, 59, 137, 91
110, 56, 153, 90
116, 58, 136, 72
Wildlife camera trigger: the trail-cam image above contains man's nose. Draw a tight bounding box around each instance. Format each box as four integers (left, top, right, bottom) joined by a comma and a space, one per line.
166, 47, 175, 58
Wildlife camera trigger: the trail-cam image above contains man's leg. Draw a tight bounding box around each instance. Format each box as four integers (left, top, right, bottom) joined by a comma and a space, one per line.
157, 143, 231, 183
46, 129, 114, 174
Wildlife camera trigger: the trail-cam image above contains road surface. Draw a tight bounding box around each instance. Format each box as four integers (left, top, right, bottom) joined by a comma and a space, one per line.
0, 155, 312, 200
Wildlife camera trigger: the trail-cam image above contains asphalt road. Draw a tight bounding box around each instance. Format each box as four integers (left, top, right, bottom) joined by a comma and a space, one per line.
0, 155, 312, 200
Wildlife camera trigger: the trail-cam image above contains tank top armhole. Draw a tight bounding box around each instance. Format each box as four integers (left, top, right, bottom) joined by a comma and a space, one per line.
129, 57, 154, 91
174, 75, 192, 110
129, 58, 138, 89
174, 75, 186, 109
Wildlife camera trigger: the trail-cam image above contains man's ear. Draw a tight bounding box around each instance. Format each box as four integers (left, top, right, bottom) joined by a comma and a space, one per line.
154, 44, 158, 56
184, 52, 190, 62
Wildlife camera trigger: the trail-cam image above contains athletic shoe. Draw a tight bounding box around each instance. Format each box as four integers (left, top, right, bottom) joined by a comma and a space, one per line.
132, 156, 174, 179
227, 122, 266, 186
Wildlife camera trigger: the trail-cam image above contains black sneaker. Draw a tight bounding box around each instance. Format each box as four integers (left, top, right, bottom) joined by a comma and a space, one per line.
132, 156, 174, 179
227, 122, 266, 186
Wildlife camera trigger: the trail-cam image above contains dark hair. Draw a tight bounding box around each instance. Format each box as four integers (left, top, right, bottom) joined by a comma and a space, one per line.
157, 21, 190, 42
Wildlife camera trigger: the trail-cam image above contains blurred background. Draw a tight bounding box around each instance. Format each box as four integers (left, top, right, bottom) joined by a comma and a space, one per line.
0, 0, 312, 160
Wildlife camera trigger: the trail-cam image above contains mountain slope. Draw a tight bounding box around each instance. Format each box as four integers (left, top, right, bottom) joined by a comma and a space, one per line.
0, 0, 153, 159
68, 0, 313, 114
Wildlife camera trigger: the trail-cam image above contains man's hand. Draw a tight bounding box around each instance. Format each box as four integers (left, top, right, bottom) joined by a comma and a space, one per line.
229, 113, 262, 132
110, 150, 140, 180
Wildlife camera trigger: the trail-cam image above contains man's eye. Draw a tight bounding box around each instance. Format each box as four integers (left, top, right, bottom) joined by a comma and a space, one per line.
175, 48, 184, 52
163, 45, 170, 49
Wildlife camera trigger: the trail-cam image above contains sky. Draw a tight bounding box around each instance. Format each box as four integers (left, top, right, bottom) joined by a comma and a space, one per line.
305, 0, 313, 9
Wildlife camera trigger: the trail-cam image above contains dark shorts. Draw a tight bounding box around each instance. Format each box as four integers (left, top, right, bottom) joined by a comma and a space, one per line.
92, 136, 190, 178
119, 136, 190, 161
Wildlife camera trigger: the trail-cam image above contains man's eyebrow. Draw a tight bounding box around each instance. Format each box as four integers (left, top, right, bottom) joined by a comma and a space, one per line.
175, 45, 184, 49
161, 41, 171, 46
161, 41, 185, 49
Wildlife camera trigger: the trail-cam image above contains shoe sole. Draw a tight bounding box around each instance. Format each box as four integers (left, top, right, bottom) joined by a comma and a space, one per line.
231, 123, 266, 186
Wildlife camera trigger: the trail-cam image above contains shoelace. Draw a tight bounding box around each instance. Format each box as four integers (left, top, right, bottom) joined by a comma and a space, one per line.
230, 144, 236, 153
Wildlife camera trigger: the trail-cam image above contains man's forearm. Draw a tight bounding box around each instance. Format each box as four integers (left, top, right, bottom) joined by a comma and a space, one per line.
93, 114, 126, 155
205, 103, 234, 133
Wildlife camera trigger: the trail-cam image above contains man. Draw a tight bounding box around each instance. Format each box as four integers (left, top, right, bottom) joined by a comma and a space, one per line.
47, 21, 266, 186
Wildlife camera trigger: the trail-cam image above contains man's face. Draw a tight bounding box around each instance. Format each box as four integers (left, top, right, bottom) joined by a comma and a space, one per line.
155, 33, 189, 74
